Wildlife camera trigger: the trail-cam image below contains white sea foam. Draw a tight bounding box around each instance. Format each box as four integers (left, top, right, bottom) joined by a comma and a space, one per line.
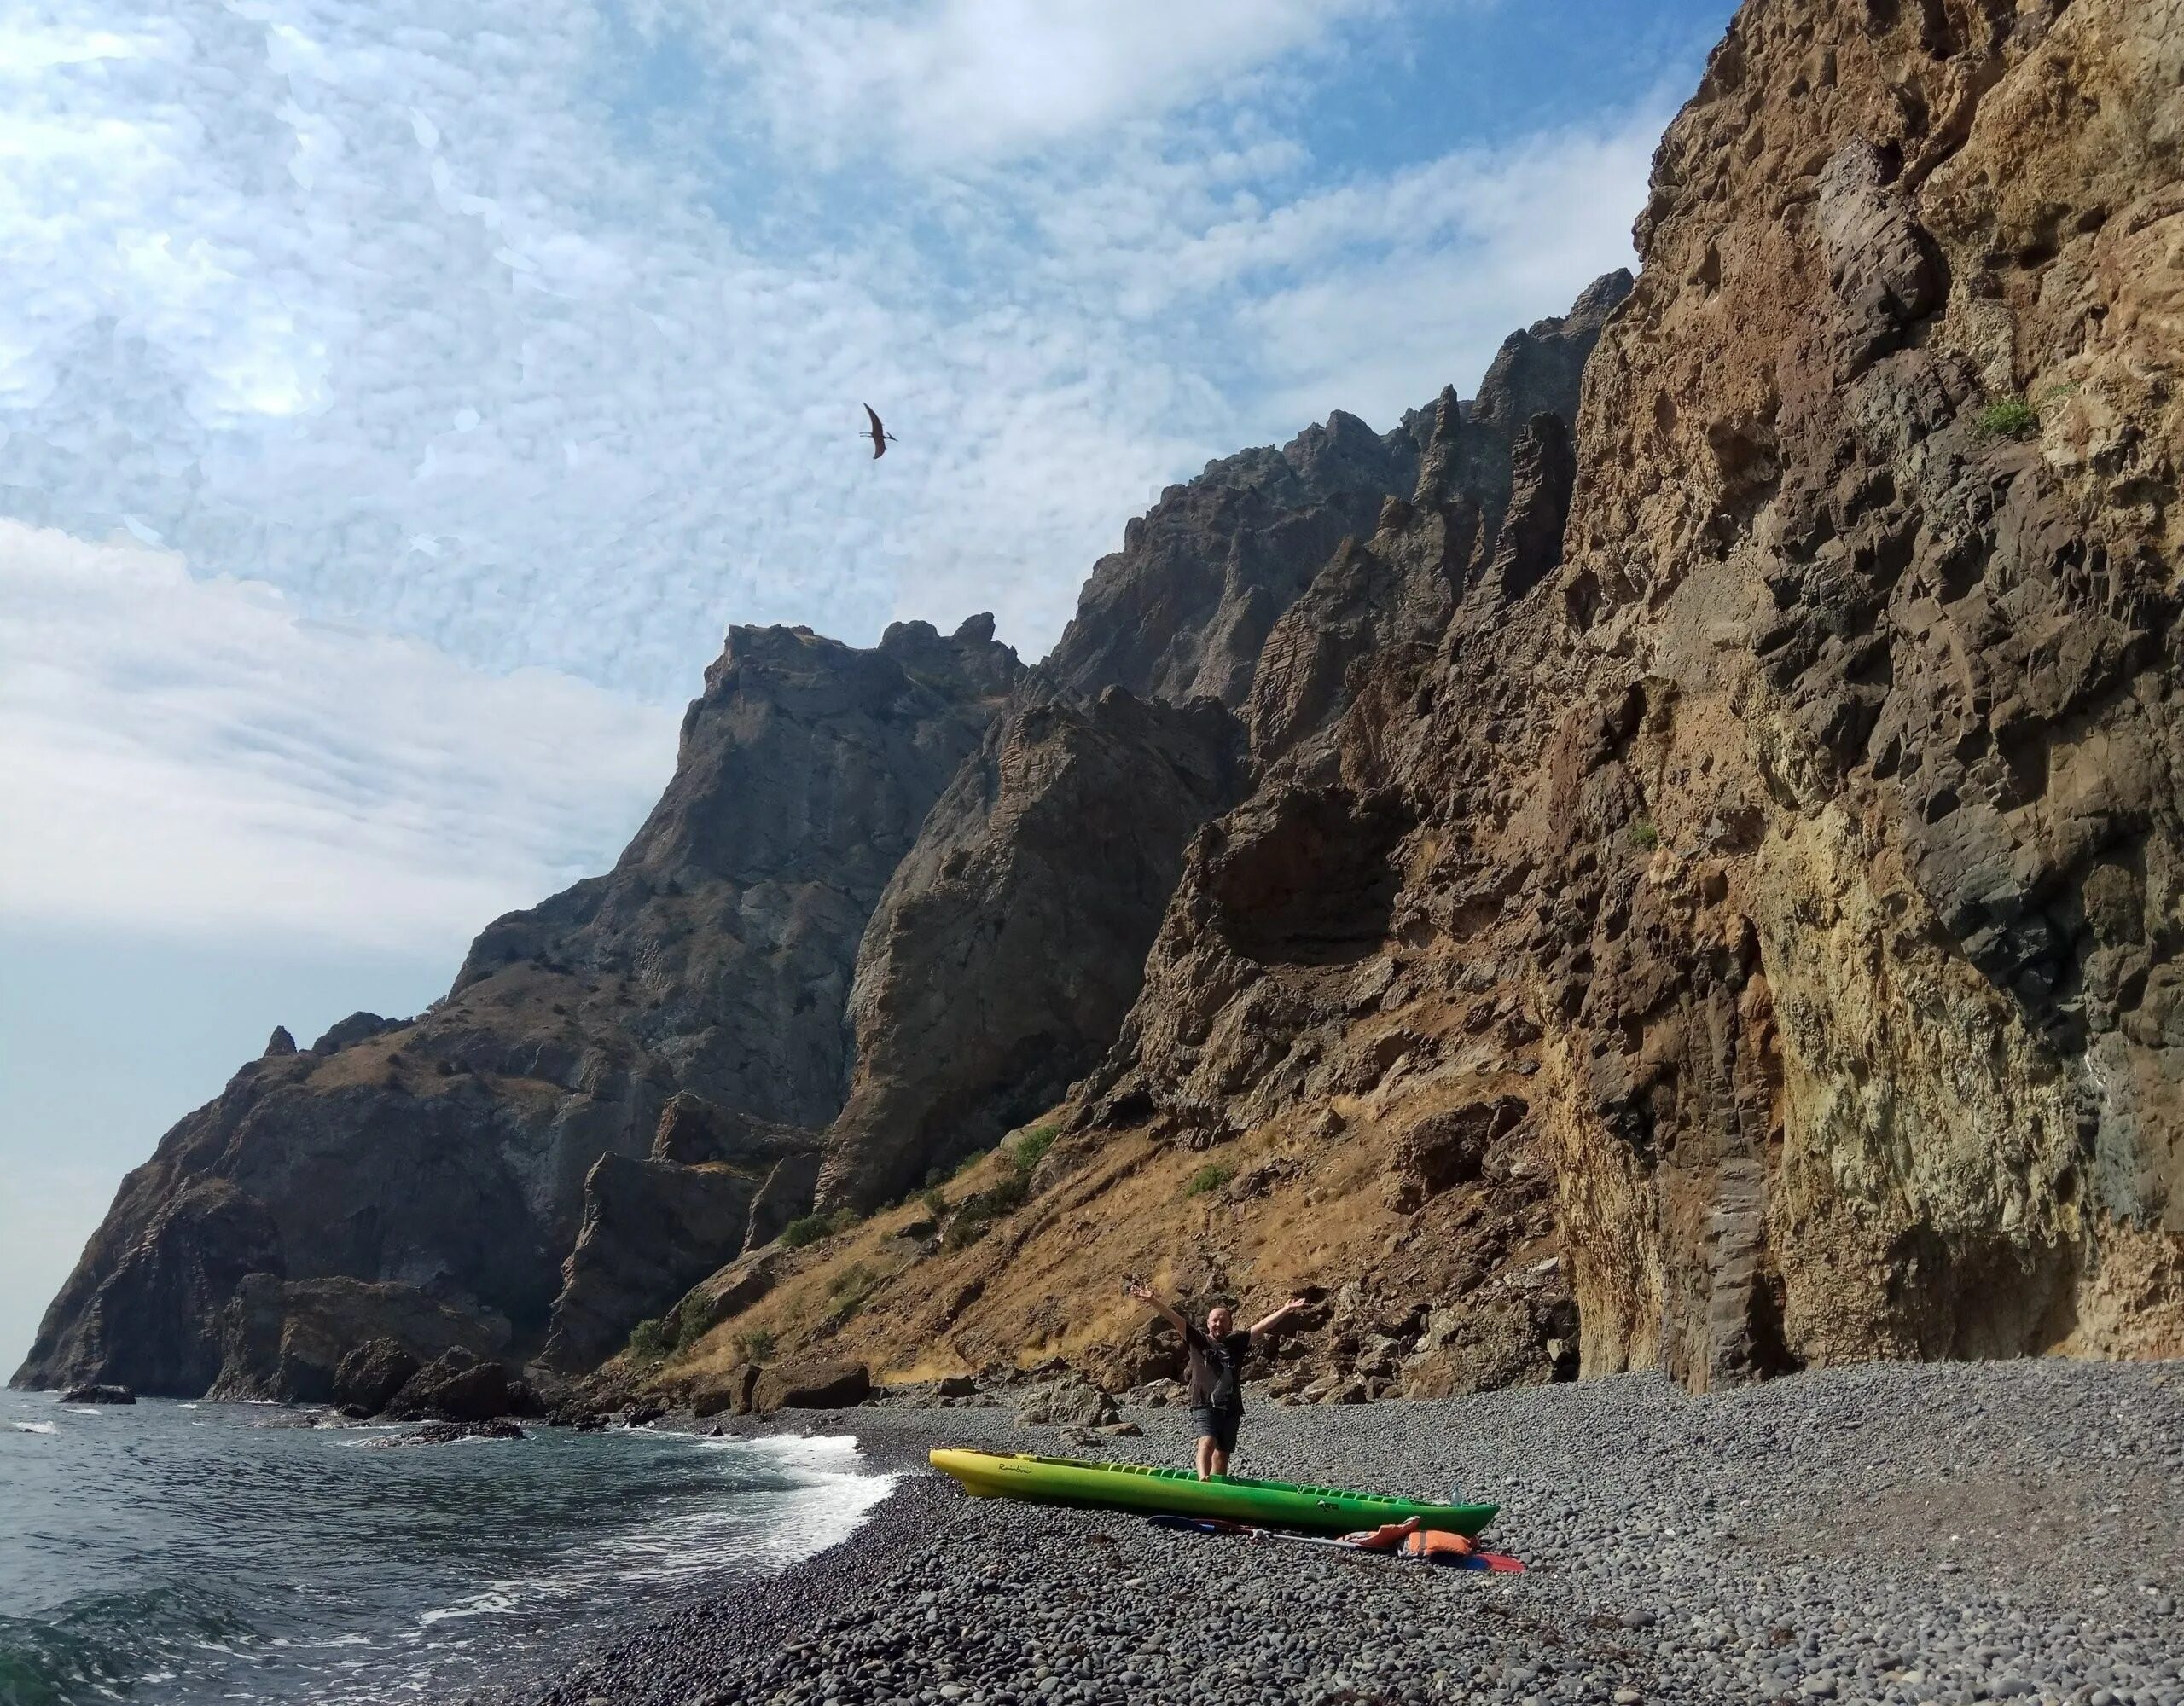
12, 1420, 57, 1433
400, 1430, 897, 1641
418, 1589, 520, 1626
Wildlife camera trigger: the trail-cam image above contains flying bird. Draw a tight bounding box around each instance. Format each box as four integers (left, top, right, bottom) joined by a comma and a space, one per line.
863, 403, 897, 460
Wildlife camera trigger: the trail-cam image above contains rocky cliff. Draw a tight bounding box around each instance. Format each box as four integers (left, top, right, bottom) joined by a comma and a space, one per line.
1064, 0, 2184, 1390
622, 0, 2180, 1408
14, 618, 1019, 1394
812, 276, 1627, 1215
22, 0, 2181, 1405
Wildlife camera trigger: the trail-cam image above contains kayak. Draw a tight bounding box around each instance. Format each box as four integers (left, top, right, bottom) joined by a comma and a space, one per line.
928, 1448, 1497, 1538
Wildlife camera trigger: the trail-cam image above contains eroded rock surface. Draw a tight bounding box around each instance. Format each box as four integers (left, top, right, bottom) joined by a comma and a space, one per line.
817, 689, 1246, 1209
1073, 0, 2184, 1389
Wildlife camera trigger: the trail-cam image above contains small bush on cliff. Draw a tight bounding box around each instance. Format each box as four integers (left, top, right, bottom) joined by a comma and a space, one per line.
1184, 1163, 1234, 1198
626, 1317, 672, 1362
1975, 397, 2038, 440
781, 1206, 861, 1250
1006, 1124, 1058, 1174
941, 1171, 1032, 1250
918, 1186, 949, 1218
673, 1308, 712, 1352
730, 1328, 775, 1362
1628, 818, 1659, 851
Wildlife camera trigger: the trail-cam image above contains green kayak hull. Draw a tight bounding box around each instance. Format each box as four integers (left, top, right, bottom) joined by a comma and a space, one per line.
929, 1448, 1497, 1538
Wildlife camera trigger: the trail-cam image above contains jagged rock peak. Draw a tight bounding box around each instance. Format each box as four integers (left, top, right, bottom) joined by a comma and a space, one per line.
263, 1027, 296, 1058
15, 598, 1022, 1397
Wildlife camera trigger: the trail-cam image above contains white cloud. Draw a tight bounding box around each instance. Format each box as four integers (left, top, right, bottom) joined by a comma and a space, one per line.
658, 0, 1408, 168
0, 0, 1671, 707
0, 520, 678, 951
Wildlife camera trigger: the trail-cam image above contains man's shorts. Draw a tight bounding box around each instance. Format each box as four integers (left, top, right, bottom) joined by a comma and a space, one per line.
1189, 1406, 1241, 1454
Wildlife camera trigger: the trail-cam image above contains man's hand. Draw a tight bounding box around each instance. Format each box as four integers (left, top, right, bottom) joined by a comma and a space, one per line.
1285, 1295, 1310, 1313
1125, 1281, 1155, 1303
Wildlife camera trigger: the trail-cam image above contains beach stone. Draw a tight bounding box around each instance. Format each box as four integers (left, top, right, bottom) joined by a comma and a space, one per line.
752, 1361, 872, 1415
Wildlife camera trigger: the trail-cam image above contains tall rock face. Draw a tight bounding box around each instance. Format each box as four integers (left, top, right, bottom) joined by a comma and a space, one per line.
14, 618, 1019, 1395
814, 279, 1630, 1216
1073, 0, 2184, 1389
816, 689, 1246, 1210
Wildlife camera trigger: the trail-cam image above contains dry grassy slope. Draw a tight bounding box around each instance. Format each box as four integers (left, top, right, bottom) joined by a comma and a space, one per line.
648, 978, 1565, 1404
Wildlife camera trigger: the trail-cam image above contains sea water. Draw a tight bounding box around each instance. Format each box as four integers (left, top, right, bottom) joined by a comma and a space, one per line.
0, 1389, 892, 1704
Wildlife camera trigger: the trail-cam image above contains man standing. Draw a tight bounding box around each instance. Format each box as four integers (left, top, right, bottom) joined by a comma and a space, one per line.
1127, 1282, 1309, 1479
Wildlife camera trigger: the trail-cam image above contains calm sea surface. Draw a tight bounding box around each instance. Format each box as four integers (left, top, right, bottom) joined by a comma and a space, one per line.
0, 1390, 892, 1705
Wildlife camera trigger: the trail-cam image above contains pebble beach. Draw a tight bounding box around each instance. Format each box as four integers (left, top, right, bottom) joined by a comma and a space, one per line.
511, 1361, 2182, 1706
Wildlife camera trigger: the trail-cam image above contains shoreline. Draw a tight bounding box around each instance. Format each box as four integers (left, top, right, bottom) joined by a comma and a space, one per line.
493, 1359, 2182, 1706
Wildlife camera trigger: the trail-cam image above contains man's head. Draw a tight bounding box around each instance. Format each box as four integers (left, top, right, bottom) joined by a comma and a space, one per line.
1206, 1303, 1234, 1338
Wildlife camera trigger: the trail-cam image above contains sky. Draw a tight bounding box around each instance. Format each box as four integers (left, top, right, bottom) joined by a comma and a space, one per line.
0, 0, 1740, 1370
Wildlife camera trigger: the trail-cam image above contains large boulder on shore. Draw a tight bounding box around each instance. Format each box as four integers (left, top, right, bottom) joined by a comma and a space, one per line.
331, 1339, 421, 1414
688, 1362, 761, 1419
751, 1360, 870, 1414
383, 1348, 527, 1422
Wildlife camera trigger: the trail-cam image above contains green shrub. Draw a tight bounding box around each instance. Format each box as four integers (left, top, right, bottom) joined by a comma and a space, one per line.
730, 1327, 775, 1362
1006, 1124, 1059, 1174
938, 1170, 1034, 1250
625, 1317, 672, 1362
1974, 397, 2038, 439
1629, 818, 1659, 852
918, 1186, 949, 1219
780, 1206, 861, 1250
673, 1308, 712, 1352
1184, 1163, 1234, 1198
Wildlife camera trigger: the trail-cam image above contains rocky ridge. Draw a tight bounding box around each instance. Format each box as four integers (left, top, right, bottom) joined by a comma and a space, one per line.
15, 618, 1019, 1394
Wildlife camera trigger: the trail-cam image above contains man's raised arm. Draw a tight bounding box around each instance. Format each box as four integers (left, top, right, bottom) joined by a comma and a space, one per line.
1248, 1296, 1311, 1338
1126, 1280, 1192, 1338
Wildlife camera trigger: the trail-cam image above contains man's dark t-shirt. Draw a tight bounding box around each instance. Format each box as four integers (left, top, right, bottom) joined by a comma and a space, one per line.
1183, 1323, 1252, 1413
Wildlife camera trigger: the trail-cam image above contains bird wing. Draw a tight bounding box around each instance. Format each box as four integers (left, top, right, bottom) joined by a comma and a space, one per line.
863, 403, 886, 458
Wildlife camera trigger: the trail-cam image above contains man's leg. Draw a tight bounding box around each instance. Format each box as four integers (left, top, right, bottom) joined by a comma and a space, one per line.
1207, 1445, 1229, 1477
1195, 1434, 1217, 1479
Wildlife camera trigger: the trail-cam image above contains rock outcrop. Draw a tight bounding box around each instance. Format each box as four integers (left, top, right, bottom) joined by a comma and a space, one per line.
332, 1338, 421, 1413
208, 1274, 510, 1403
14, 618, 1019, 1395
537, 1091, 822, 1373
59, 1384, 134, 1405
1041, 411, 1426, 709
1072, 0, 2184, 1389
382, 1346, 532, 1422
816, 689, 1246, 1209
